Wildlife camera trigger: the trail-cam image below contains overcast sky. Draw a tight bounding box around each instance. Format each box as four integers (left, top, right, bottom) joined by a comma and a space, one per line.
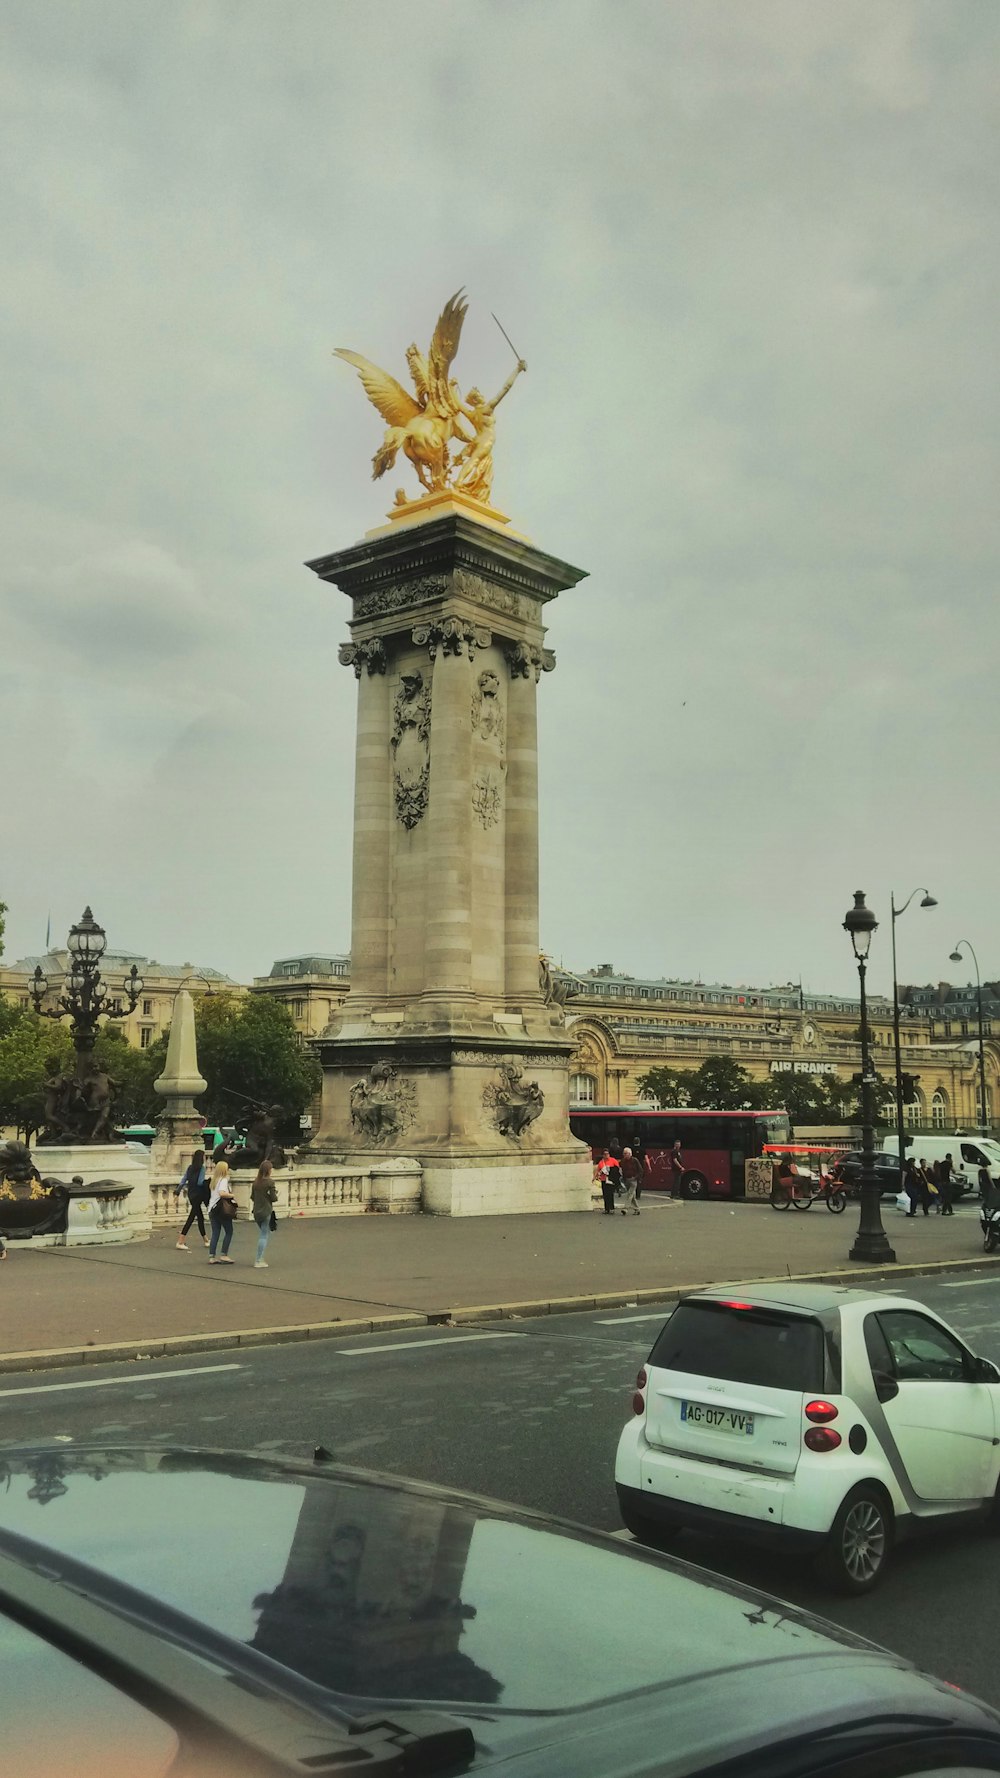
2, 2, 997, 1003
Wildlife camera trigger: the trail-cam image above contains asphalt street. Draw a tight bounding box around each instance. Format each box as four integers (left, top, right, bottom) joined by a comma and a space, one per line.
3, 1265, 1000, 1704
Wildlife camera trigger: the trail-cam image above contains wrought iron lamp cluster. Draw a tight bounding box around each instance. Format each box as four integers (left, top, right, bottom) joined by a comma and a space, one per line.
30, 907, 144, 1060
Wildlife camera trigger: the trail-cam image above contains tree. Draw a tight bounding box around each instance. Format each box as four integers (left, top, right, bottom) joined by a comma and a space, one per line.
188, 993, 321, 1134
686, 1056, 763, 1110
91, 1027, 162, 1126
0, 1011, 73, 1138
635, 1065, 695, 1108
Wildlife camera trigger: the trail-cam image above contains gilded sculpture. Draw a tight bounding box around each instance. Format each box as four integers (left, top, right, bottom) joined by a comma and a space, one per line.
334, 290, 525, 507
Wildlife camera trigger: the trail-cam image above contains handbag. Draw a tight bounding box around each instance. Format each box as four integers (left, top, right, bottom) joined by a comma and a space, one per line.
269, 1210, 277, 1232
220, 1194, 237, 1219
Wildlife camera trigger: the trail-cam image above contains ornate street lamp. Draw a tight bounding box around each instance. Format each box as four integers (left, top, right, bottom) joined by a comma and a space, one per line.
30, 908, 144, 1144
949, 940, 989, 1136
844, 892, 895, 1264
31, 908, 143, 1059
890, 889, 937, 1184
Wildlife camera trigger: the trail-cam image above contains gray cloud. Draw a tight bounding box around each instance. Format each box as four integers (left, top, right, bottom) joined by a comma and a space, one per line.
2, 1, 997, 1001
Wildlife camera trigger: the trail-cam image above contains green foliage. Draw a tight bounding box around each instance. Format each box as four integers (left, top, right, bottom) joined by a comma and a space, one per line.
92, 1027, 163, 1125
0, 1011, 73, 1138
191, 993, 321, 1133
638, 1057, 763, 1111
759, 1071, 859, 1127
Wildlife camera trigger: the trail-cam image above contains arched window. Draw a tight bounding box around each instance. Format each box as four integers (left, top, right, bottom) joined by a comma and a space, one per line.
570, 1073, 597, 1105
905, 1091, 923, 1129
931, 1090, 947, 1130
976, 1084, 993, 1126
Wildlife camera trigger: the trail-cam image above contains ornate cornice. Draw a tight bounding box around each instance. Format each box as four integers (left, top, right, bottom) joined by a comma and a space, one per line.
306, 513, 587, 610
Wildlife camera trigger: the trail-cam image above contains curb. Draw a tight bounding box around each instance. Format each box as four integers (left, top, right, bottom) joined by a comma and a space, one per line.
2, 1254, 996, 1375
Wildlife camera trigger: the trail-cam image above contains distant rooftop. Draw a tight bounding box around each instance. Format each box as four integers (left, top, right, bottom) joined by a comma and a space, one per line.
266, 954, 350, 980
9, 950, 233, 983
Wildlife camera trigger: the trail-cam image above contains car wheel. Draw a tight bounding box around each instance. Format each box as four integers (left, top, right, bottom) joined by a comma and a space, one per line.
619, 1502, 681, 1548
817, 1486, 892, 1594
680, 1171, 708, 1201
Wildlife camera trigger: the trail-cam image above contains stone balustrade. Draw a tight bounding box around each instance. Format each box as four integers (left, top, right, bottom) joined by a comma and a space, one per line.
150, 1159, 422, 1223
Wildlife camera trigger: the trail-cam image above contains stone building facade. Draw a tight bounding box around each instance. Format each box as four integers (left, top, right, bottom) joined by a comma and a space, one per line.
0, 949, 237, 1050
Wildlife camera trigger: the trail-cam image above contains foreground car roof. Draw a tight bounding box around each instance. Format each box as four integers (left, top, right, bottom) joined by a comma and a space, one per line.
1, 1446, 999, 1778
686, 1283, 883, 1314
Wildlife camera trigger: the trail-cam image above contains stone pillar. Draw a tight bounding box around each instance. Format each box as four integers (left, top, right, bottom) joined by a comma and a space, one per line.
306, 503, 594, 1214
151, 989, 207, 1179
344, 647, 391, 1009
424, 642, 474, 1004
504, 651, 542, 1005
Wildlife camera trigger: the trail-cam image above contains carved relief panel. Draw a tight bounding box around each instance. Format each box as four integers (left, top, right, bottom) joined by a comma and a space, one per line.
391, 670, 431, 829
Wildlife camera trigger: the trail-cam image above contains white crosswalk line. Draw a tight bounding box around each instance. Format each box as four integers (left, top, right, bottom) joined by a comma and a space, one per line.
0, 1363, 242, 1399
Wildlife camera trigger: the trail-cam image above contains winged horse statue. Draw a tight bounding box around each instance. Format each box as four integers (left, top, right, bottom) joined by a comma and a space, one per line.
334, 291, 526, 503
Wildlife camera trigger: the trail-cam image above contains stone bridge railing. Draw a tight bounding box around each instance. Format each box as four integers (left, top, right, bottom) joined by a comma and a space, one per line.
149, 1159, 422, 1224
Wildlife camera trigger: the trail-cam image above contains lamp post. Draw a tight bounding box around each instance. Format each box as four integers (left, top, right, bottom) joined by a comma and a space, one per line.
844, 891, 895, 1264
30, 909, 144, 1144
949, 940, 989, 1136
890, 889, 937, 1186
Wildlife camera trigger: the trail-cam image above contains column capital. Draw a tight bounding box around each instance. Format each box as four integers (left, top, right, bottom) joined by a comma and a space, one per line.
412, 614, 492, 659
339, 638, 387, 677
503, 641, 556, 681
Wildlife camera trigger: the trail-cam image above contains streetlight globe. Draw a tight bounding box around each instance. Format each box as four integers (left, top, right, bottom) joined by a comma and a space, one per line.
949, 950, 963, 963
920, 894, 937, 909
67, 907, 107, 964
843, 890, 878, 961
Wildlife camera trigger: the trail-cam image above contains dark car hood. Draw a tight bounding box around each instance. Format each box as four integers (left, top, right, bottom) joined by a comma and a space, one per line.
0, 1446, 996, 1778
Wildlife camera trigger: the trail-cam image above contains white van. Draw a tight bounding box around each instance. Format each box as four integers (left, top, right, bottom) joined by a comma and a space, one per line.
881, 1132, 1000, 1196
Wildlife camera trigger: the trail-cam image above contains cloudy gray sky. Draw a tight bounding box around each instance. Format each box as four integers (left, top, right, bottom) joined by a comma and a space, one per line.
2, 1, 997, 1004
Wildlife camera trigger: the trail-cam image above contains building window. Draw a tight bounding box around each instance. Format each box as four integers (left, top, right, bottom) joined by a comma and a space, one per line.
931, 1090, 947, 1129
571, 1073, 597, 1104
139, 1028, 152, 1050
292, 999, 306, 1019
142, 999, 152, 1016
905, 1094, 923, 1129
976, 1086, 993, 1126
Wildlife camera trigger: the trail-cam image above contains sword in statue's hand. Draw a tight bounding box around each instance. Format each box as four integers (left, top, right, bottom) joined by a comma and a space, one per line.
491, 313, 527, 375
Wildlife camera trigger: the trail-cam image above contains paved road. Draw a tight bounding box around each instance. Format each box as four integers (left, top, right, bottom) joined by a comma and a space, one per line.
3, 1269, 1000, 1703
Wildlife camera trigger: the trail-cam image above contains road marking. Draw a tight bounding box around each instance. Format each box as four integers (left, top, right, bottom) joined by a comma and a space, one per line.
597, 1313, 671, 1325
940, 1278, 998, 1289
336, 1333, 526, 1355
0, 1363, 242, 1399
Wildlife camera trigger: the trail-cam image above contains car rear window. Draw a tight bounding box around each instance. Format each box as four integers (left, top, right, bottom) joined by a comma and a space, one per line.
648, 1301, 826, 1392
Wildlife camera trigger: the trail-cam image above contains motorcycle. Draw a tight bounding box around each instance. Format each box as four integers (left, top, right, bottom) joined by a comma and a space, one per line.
980, 1198, 1000, 1254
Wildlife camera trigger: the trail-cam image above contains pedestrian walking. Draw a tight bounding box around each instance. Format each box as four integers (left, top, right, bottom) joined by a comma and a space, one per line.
668, 1138, 685, 1201
207, 1159, 238, 1263
597, 1148, 621, 1215
174, 1147, 209, 1249
938, 1152, 956, 1216
620, 1147, 642, 1216
251, 1159, 278, 1268
903, 1156, 923, 1218
979, 1160, 995, 1204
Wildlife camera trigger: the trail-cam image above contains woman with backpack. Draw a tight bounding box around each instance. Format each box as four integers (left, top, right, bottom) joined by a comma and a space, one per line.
174, 1147, 209, 1250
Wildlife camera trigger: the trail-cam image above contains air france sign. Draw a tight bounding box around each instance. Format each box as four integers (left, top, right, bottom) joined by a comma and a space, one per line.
769, 1060, 837, 1076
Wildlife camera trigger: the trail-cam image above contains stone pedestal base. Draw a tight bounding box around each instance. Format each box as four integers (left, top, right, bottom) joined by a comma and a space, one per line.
421, 1155, 592, 1217
312, 1033, 592, 1217
30, 1143, 152, 1244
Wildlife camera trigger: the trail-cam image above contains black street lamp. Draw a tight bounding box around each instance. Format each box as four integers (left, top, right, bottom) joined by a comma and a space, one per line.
890, 889, 937, 1185
949, 940, 989, 1137
844, 891, 895, 1265
31, 907, 143, 1060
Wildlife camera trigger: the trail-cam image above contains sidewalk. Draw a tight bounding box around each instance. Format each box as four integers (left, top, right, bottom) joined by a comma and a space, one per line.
0, 1200, 992, 1372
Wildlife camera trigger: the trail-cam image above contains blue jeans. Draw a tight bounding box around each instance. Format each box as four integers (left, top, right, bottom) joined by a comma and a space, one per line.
209, 1208, 233, 1257
255, 1216, 271, 1263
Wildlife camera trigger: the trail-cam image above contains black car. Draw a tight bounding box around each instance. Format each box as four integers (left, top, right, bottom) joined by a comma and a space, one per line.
4, 1445, 1000, 1778
830, 1150, 907, 1196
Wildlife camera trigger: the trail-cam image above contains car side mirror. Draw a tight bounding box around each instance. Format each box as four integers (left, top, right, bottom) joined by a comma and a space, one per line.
973, 1356, 1000, 1384
873, 1371, 898, 1403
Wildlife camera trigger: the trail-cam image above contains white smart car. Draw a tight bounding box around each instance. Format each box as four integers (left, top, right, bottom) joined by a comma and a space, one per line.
615, 1283, 1000, 1592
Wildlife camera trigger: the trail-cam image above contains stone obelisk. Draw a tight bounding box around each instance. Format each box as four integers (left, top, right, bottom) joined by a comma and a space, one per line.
309, 293, 592, 1215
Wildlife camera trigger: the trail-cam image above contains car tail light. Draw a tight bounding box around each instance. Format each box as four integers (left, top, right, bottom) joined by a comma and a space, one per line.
804, 1427, 842, 1453
721, 1300, 754, 1311
636, 1368, 647, 1389
805, 1400, 839, 1423
633, 1368, 647, 1415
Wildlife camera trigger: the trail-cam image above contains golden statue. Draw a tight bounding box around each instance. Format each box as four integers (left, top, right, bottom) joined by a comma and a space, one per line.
334, 290, 525, 506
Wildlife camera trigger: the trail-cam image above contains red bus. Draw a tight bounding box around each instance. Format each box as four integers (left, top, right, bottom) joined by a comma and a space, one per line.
569, 1106, 791, 1200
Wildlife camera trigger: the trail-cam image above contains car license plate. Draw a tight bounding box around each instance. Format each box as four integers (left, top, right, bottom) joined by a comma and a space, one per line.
681, 1401, 755, 1436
